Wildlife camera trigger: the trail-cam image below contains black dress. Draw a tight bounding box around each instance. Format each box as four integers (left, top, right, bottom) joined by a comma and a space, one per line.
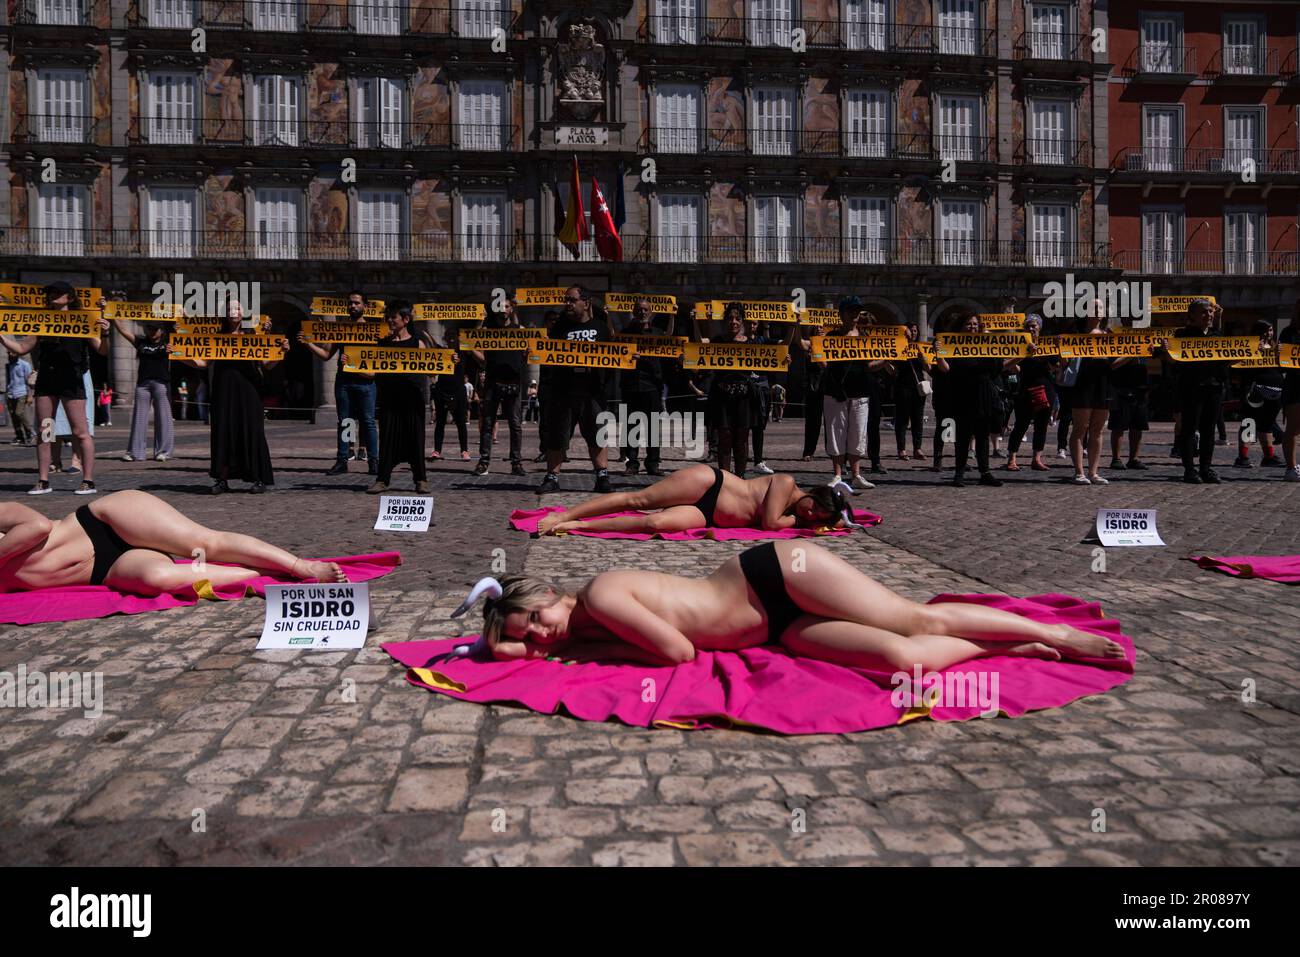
210, 359, 274, 484
375, 332, 429, 485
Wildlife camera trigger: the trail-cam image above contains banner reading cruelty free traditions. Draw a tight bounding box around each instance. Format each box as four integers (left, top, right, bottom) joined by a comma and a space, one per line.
604, 293, 678, 314
0, 309, 101, 338
102, 301, 186, 321
683, 343, 790, 372
460, 328, 544, 351
612, 334, 688, 358
810, 333, 909, 362
342, 347, 457, 375
527, 339, 637, 369
934, 332, 1032, 359
168, 334, 286, 361
310, 296, 386, 318
413, 303, 487, 322
0, 283, 103, 307
1164, 336, 1263, 362
300, 321, 387, 345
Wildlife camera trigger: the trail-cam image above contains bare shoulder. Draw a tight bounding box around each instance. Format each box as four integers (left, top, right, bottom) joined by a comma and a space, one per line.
0, 501, 47, 528
582, 569, 646, 603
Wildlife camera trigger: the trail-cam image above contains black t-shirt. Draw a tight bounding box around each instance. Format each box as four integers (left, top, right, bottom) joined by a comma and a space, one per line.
1016, 355, 1054, 390
136, 338, 171, 384
485, 348, 525, 386
1172, 325, 1231, 391
548, 315, 611, 395
1109, 360, 1149, 393
38, 337, 89, 379
620, 319, 672, 394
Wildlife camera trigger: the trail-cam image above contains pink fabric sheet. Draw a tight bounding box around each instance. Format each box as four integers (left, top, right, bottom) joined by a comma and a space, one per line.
1189, 554, 1300, 585
0, 552, 403, 626
511, 505, 883, 541
384, 593, 1135, 735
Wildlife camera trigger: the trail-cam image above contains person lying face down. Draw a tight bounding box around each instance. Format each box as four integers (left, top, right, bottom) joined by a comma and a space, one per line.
534, 463, 859, 536
449, 540, 1126, 669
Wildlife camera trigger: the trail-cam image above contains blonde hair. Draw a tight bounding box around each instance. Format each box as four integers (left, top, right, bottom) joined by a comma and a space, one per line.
481, 575, 566, 647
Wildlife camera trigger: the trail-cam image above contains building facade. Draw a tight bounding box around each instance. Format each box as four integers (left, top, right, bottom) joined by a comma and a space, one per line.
1, 0, 1116, 406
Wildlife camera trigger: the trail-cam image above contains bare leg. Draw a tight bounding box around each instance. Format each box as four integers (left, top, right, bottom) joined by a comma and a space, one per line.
1086, 409, 1108, 479
552, 505, 706, 535
1069, 407, 1090, 476
1128, 426, 1143, 462
102, 549, 264, 596
536, 464, 716, 532
90, 490, 345, 582
63, 400, 94, 482
33, 395, 56, 482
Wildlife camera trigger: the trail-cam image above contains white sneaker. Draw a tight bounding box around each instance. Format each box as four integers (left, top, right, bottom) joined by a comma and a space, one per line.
121, 453, 136, 462
1072, 474, 1091, 485
852, 474, 876, 490
754, 461, 774, 475
27, 481, 52, 495
1058, 449, 1070, 460
1285, 468, 1300, 483
1089, 474, 1109, 485
828, 476, 853, 494
155, 453, 169, 462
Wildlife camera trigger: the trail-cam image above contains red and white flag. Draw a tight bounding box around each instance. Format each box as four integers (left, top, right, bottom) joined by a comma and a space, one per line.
590, 177, 622, 262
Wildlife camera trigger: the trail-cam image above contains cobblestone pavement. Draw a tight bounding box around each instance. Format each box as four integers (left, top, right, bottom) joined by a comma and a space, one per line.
1, 417, 1297, 865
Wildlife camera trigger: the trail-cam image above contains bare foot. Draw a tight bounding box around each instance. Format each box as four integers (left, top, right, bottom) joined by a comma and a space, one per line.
537, 513, 565, 535
551, 521, 582, 535
1045, 625, 1126, 660
294, 559, 347, 583
1001, 641, 1061, 661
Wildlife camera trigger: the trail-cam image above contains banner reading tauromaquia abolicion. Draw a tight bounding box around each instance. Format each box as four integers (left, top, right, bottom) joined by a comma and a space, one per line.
934, 331, 1033, 359
460, 328, 544, 351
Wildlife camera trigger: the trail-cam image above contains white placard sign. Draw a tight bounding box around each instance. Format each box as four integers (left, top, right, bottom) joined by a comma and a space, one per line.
375, 495, 433, 532
257, 582, 370, 650
1096, 508, 1165, 547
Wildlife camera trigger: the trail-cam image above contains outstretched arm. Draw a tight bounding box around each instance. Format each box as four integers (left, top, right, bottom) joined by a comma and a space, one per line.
0, 503, 54, 564
0, 334, 36, 356
580, 575, 696, 664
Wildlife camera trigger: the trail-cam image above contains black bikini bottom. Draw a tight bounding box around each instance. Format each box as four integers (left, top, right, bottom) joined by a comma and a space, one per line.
75, 505, 133, 586
738, 542, 804, 642
691, 466, 725, 526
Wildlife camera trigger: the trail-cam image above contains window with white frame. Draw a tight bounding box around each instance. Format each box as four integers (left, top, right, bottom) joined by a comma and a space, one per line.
936, 93, 979, 162
35, 68, 87, 144
36, 183, 86, 256
652, 0, 698, 44
252, 75, 300, 146
937, 198, 980, 265
461, 192, 507, 262
844, 0, 888, 52
749, 0, 793, 48
355, 0, 400, 35
938, 0, 978, 55
753, 194, 795, 263
147, 188, 196, 258
1029, 98, 1070, 164
1140, 14, 1182, 73
1224, 106, 1263, 173
846, 197, 889, 264
1224, 208, 1263, 275
459, 0, 505, 39
1141, 205, 1183, 274
253, 188, 300, 259
458, 79, 505, 150
357, 189, 404, 261
1223, 16, 1264, 75
1028, 3, 1068, 59
356, 77, 404, 148
846, 89, 890, 158
655, 83, 700, 154
751, 85, 795, 157
657, 193, 701, 263
147, 72, 197, 145
1141, 106, 1181, 172
148, 0, 194, 29
37, 0, 80, 25
253, 0, 300, 32
1029, 203, 1070, 267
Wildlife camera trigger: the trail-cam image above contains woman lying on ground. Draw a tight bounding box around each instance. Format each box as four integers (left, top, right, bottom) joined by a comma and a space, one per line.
452, 540, 1126, 668
533, 462, 859, 536
0, 490, 347, 595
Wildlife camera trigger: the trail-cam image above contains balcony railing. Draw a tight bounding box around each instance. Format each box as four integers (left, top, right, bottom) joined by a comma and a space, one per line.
2, 229, 1112, 269
1014, 31, 1093, 64
1124, 43, 1198, 78
1205, 45, 1281, 80
1114, 146, 1298, 175
127, 116, 521, 150
14, 0, 109, 25
640, 127, 936, 160
637, 16, 995, 57
1116, 248, 1300, 276
8, 114, 110, 147
1019, 137, 1089, 167
126, 1, 512, 37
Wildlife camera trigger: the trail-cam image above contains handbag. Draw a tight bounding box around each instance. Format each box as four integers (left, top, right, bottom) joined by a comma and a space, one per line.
1055, 358, 1081, 388
1027, 384, 1050, 412
1247, 383, 1282, 406
910, 363, 932, 397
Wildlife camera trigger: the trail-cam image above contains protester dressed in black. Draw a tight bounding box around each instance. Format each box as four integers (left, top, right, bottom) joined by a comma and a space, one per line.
892, 322, 929, 462
367, 300, 432, 494
935, 313, 1003, 488
472, 298, 527, 476
620, 299, 674, 476
1233, 320, 1284, 469
1004, 315, 1055, 472
1159, 299, 1229, 484
430, 326, 470, 461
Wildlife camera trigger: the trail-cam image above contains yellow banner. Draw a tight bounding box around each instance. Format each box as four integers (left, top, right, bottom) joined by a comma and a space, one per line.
903, 342, 936, 365
1282, 344, 1300, 368
796, 307, 843, 327
169, 334, 286, 361
710, 300, 797, 324
310, 295, 385, 318
300, 320, 387, 345
978, 313, 1027, 331
810, 334, 908, 362
1054, 333, 1157, 359
1029, 337, 1061, 357
1164, 336, 1261, 362
935, 332, 1032, 359
103, 301, 185, 321
605, 292, 678, 313
0, 283, 103, 308
527, 338, 637, 369
0, 309, 100, 337
413, 303, 487, 322
516, 287, 569, 307
1233, 346, 1300, 369
612, 334, 688, 359
342, 346, 455, 374
460, 328, 542, 351
683, 343, 790, 372
1151, 295, 1217, 314
175, 317, 271, 334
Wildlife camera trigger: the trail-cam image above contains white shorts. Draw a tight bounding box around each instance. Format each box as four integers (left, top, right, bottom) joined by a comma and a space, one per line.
823, 395, 870, 458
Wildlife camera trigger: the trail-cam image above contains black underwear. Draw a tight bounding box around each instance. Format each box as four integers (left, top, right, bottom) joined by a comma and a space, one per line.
75, 505, 133, 586
738, 542, 804, 642
691, 466, 725, 526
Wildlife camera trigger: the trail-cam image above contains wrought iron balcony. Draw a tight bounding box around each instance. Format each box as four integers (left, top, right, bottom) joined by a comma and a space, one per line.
1113, 146, 1298, 176
1116, 248, 1300, 276
13, 0, 109, 26
636, 16, 996, 57
7, 114, 111, 147
639, 127, 935, 160
1017, 137, 1089, 167
125, 0, 512, 38
1013, 31, 1093, 65
127, 116, 521, 150
1205, 45, 1281, 81
1123, 43, 1198, 80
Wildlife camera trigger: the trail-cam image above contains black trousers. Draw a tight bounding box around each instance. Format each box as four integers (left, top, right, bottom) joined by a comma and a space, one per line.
802, 387, 823, 458
955, 413, 992, 477
479, 381, 523, 464
1179, 387, 1223, 472
893, 389, 926, 452
1008, 392, 1050, 455
432, 387, 467, 453
1055, 385, 1073, 450
866, 379, 883, 465
621, 389, 664, 469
